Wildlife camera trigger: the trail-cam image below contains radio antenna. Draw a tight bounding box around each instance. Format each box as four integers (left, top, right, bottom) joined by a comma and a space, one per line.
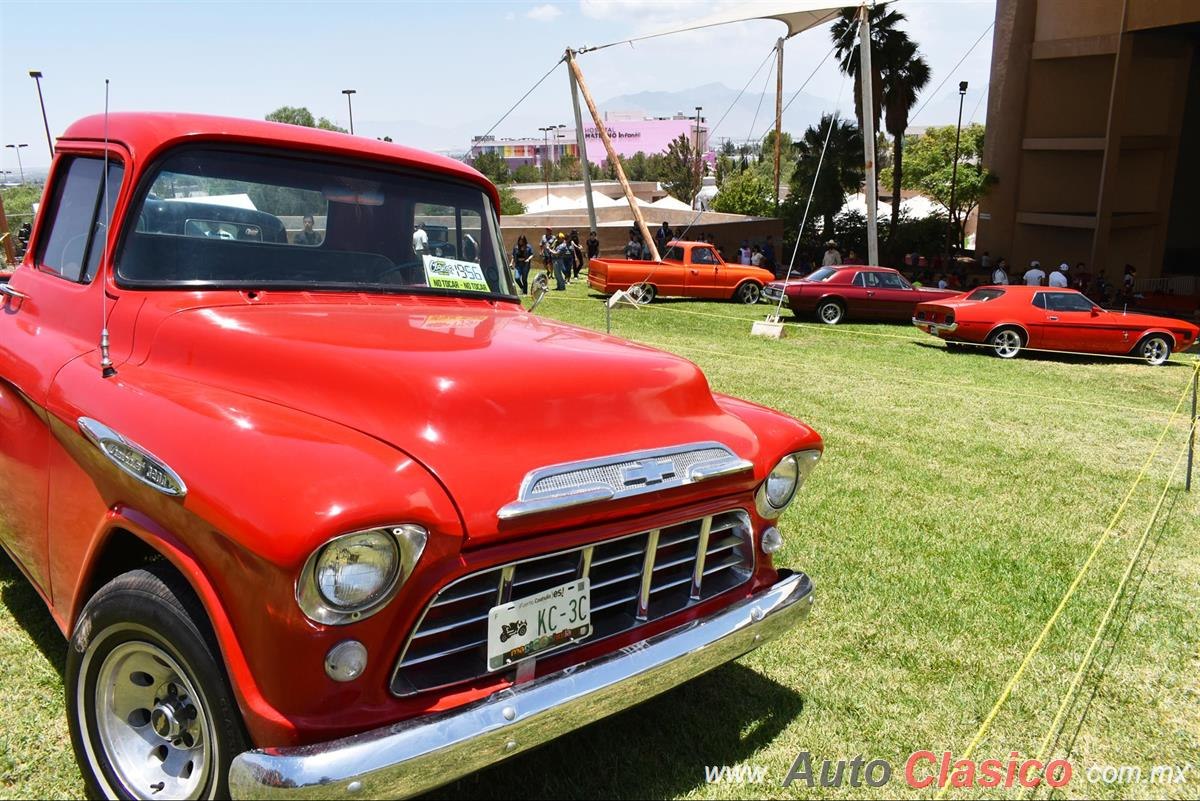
100, 79, 116, 379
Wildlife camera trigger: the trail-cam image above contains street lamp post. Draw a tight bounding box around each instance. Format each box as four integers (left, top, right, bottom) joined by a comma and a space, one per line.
342, 89, 357, 135
29, 71, 53, 158
946, 80, 968, 265
694, 106, 703, 204
5, 144, 28, 184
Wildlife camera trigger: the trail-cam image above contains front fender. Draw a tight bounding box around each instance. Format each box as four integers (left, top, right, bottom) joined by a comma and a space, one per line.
46, 354, 465, 745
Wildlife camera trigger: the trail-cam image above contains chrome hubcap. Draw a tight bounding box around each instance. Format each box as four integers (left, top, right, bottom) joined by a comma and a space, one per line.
820, 304, 840, 323
993, 331, 1021, 357
741, 285, 760, 303
1143, 339, 1167, 364
94, 641, 212, 799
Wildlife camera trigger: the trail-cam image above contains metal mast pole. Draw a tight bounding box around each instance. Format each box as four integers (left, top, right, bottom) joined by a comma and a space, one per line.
773, 36, 785, 213
857, 5, 879, 265
566, 50, 598, 234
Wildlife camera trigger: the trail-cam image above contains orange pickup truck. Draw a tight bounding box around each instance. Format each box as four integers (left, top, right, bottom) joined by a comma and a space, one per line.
588, 239, 776, 304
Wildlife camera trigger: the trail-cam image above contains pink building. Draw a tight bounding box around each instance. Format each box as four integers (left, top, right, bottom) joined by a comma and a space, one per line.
470, 116, 709, 170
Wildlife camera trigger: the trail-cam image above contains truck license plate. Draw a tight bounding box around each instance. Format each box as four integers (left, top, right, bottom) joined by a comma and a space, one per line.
487, 578, 591, 671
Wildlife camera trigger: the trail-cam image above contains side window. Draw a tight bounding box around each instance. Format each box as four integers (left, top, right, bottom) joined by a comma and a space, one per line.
878, 272, 907, 289
1032, 292, 1047, 309
692, 247, 717, 265
852, 272, 866, 287
37, 157, 124, 283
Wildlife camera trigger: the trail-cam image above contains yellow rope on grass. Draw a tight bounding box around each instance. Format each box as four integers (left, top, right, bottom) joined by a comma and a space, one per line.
1033, 413, 1199, 767
933, 362, 1198, 800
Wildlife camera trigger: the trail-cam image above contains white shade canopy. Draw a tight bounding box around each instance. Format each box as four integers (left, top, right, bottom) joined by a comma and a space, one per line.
580, 1, 852, 52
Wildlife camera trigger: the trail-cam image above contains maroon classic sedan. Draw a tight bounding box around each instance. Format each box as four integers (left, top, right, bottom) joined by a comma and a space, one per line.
762, 266, 961, 324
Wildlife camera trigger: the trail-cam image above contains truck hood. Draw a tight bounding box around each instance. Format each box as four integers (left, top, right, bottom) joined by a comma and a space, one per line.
138, 297, 766, 541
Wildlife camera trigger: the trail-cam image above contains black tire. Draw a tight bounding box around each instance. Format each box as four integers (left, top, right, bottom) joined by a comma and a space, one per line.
735, 282, 762, 304
815, 299, 844, 325
631, 283, 657, 304
987, 327, 1024, 359
1136, 334, 1172, 366
67, 564, 247, 800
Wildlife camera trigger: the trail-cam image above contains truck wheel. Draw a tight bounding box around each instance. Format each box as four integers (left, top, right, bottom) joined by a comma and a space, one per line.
988, 327, 1024, 359
735, 282, 761, 304
1137, 334, 1172, 366
67, 564, 247, 800
816, 300, 844, 325
631, 283, 656, 304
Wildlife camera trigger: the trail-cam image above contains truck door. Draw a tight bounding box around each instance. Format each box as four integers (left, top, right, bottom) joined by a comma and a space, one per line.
685, 246, 722, 298
0, 154, 124, 595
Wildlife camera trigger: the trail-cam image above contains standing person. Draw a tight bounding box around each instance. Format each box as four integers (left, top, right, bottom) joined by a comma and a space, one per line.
1049, 261, 1069, 288
762, 236, 776, 272
991, 258, 1010, 285
510, 235, 533, 294
569, 230, 584, 279
1023, 259, 1046, 286
539, 227, 555, 272
750, 245, 764, 267
624, 231, 642, 260
1072, 262, 1091, 293
552, 232, 570, 290
979, 250, 991, 272
655, 221, 673, 254
586, 230, 600, 263
739, 240, 752, 265
844, 249, 864, 265
295, 215, 321, 246
412, 222, 429, 258
1122, 264, 1137, 302
822, 241, 842, 266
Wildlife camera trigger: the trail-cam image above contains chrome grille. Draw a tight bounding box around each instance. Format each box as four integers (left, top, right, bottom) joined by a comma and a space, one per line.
391, 510, 754, 696
528, 447, 730, 497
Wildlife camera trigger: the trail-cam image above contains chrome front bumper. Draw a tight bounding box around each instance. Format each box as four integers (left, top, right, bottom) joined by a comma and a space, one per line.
228, 570, 814, 799
913, 317, 958, 334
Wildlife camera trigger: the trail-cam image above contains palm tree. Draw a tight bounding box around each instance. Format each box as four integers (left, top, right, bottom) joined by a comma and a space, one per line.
830, 3, 907, 137
881, 37, 930, 242
788, 113, 864, 238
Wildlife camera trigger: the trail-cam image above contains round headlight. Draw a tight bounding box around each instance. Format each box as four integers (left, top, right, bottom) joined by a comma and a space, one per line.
315, 531, 400, 611
765, 454, 800, 509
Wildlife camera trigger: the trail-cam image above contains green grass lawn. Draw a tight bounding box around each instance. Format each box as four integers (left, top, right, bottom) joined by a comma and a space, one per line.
2, 278, 1198, 799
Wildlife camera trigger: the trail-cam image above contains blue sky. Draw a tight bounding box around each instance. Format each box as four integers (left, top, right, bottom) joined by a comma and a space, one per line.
1, 0, 996, 172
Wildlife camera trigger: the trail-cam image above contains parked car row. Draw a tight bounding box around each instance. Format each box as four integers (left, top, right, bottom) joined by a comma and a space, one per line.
759, 266, 1198, 366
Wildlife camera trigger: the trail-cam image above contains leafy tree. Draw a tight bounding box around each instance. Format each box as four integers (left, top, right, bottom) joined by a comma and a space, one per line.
902, 123, 994, 249
497, 185, 526, 216
786, 113, 864, 237
265, 106, 346, 133
711, 169, 774, 217
470, 151, 511, 185
512, 164, 541, 184
881, 37, 930, 242
660, 134, 700, 204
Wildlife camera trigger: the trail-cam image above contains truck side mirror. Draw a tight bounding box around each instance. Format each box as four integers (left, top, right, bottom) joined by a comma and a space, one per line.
528, 271, 549, 313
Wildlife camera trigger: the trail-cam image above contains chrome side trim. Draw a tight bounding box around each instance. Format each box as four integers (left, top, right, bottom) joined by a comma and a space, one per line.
77, 417, 187, 497
228, 570, 814, 800
497, 442, 753, 520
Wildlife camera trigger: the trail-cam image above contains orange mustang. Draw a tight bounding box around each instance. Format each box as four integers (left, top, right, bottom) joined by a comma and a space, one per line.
588, 239, 776, 304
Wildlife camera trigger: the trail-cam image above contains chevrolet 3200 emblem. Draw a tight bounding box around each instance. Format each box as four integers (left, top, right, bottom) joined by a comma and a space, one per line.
620, 458, 677, 487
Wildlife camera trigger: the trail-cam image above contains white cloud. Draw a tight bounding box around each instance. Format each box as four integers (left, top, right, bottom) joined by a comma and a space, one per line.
527, 3, 564, 21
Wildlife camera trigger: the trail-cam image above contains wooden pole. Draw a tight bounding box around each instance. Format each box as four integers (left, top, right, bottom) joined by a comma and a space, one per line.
567, 55, 661, 262
858, 5, 880, 266
566, 51, 598, 235
773, 36, 785, 213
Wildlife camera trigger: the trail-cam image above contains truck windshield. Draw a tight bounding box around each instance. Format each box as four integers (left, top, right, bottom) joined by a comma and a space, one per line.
118, 148, 515, 297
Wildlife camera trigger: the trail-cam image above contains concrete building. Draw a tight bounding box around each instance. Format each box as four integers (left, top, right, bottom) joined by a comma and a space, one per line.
977, 0, 1199, 291
470, 114, 709, 171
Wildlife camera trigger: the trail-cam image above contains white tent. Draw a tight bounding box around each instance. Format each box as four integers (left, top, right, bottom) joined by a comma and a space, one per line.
166, 193, 256, 210
651, 196, 693, 211
589, 1, 845, 49
523, 193, 577, 213
588, 191, 622, 208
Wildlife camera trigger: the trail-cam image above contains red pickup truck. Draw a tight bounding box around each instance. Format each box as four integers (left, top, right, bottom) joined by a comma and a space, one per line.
588, 239, 776, 304
0, 113, 822, 799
